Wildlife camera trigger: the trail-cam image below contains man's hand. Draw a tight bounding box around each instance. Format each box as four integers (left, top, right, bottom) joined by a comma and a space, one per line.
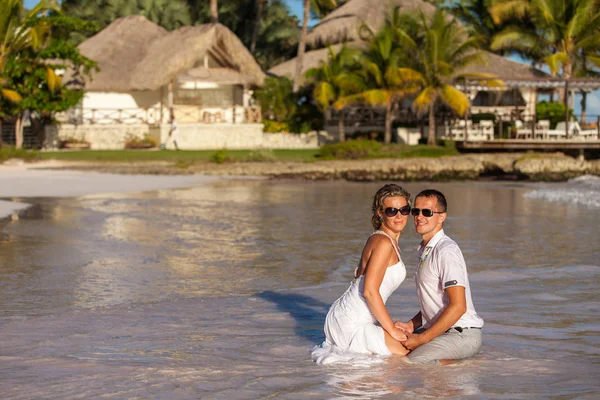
401, 333, 424, 350
394, 321, 413, 334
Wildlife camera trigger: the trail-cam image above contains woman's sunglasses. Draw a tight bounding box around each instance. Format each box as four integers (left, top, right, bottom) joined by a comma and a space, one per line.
384, 206, 411, 217
411, 208, 445, 217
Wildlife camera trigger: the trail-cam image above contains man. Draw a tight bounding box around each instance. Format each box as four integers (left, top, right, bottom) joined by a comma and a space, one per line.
397, 189, 483, 365
164, 109, 179, 150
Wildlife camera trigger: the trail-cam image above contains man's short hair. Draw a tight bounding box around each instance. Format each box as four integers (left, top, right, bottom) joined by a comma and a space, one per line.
415, 189, 447, 212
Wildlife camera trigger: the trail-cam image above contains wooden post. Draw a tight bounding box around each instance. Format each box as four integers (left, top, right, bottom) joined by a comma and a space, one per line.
464, 111, 468, 141
531, 90, 538, 138
564, 80, 569, 138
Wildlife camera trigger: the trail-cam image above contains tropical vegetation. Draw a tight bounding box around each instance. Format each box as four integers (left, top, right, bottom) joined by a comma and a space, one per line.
0, 0, 96, 148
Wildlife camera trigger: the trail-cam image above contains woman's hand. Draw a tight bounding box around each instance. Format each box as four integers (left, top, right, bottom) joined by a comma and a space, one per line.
394, 321, 413, 334
388, 326, 408, 342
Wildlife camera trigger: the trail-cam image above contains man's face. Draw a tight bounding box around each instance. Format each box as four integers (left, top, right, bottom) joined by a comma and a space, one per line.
413, 196, 445, 238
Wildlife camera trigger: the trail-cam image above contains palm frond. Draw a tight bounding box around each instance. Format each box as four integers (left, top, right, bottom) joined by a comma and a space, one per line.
1, 88, 22, 102
413, 87, 438, 113
489, 0, 531, 24
440, 84, 470, 116
544, 52, 570, 74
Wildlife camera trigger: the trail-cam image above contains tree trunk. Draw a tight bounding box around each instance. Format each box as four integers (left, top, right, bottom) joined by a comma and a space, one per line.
384, 102, 393, 144
559, 63, 572, 105
250, 0, 265, 54
427, 105, 436, 146
293, 0, 310, 92
15, 112, 24, 149
580, 91, 587, 124
338, 117, 345, 142
210, 0, 218, 23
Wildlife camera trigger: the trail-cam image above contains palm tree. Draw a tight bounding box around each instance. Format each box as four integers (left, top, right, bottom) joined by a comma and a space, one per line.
62, 0, 191, 35
305, 45, 361, 142
210, 0, 218, 23
250, 0, 267, 53
393, 9, 504, 145
1, 0, 59, 103
490, 0, 600, 103
293, 0, 337, 92
333, 21, 423, 144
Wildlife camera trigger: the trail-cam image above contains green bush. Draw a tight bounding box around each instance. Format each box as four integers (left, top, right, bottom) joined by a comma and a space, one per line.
245, 149, 276, 162
317, 139, 382, 160
0, 147, 40, 163
263, 120, 291, 133
536, 101, 575, 128
210, 149, 231, 164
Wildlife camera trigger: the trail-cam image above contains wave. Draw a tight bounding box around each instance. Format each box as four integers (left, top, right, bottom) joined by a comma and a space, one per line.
524, 175, 600, 208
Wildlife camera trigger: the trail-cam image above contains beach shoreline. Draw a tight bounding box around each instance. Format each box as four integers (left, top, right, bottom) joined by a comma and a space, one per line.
5, 152, 599, 180
2, 152, 598, 220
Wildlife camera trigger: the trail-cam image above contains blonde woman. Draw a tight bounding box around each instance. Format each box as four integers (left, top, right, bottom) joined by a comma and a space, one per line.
312, 184, 411, 364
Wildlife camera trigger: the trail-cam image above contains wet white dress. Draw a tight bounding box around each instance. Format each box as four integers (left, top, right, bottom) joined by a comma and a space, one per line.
311, 231, 407, 365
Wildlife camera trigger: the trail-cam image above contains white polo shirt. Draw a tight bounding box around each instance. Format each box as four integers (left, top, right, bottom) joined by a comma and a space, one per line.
415, 229, 483, 329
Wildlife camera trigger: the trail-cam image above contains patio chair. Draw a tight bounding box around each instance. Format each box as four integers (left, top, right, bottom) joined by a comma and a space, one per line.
480, 120, 494, 140
533, 120, 550, 139
515, 120, 533, 139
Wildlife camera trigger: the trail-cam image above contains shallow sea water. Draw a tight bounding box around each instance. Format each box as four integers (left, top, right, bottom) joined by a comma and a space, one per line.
0, 178, 599, 399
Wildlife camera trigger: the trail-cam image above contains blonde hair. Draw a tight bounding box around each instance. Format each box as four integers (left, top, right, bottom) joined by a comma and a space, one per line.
371, 184, 412, 229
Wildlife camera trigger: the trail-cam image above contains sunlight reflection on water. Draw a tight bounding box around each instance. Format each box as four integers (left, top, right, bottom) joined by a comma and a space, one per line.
0, 180, 599, 398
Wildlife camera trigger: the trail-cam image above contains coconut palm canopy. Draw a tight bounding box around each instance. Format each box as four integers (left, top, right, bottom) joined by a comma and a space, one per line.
75, 15, 266, 91
305, 0, 437, 47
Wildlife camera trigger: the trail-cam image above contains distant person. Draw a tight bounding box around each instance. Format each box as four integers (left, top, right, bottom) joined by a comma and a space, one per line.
312, 184, 412, 364
396, 189, 483, 365
164, 110, 179, 150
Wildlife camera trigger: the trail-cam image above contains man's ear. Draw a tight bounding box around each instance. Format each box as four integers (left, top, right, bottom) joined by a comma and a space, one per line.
438, 212, 447, 225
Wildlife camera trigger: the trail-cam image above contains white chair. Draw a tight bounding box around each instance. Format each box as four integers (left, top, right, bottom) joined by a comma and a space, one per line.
534, 120, 550, 139
515, 120, 533, 139
479, 120, 494, 140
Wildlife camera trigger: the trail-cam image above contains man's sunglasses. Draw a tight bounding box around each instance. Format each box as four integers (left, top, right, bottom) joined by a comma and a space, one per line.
384, 206, 411, 217
411, 208, 445, 217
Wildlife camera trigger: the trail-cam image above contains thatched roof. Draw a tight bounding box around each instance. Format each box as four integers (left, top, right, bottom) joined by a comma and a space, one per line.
460, 52, 549, 81
306, 0, 437, 47
77, 16, 265, 91
268, 44, 346, 79
268, 47, 548, 84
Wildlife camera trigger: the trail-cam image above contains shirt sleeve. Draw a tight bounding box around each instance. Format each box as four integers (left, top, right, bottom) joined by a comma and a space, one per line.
436, 244, 467, 290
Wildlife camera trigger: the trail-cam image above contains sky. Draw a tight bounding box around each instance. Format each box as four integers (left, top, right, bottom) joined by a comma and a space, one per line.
23, 0, 599, 119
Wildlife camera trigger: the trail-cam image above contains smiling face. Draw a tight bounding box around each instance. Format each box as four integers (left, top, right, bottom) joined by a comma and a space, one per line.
413, 196, 446, 243
378, 196, 410, 236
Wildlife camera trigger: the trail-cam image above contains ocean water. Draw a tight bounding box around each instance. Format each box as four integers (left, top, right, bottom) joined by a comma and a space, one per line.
0, 178, 599, 399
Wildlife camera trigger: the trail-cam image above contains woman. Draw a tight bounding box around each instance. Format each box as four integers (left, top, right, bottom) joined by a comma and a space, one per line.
312, 184, 411, 364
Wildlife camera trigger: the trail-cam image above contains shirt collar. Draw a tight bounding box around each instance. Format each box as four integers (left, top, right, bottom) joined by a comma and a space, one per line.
417, 229, 445, 254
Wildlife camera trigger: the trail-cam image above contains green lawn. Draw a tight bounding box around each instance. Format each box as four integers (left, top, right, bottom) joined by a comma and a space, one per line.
37, 149, 321, 163
2, 142, 459, 164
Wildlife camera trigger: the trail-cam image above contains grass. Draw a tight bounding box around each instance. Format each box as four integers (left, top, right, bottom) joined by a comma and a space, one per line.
0, 147, 41, 163
1, 142, 459, 165
37, 149, 320, 163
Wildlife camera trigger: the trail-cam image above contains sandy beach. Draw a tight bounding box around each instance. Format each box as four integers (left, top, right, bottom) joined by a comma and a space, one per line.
0, 160, 228, 219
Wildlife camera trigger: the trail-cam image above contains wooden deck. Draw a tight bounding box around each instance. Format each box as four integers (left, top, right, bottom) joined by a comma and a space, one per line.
456, 139, 600, 152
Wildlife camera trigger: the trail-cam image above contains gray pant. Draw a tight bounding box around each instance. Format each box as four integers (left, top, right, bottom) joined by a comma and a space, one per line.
407, 328, 482, 364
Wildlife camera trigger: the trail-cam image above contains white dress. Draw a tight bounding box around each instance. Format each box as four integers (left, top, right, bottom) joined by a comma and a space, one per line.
311, 231, 407, 365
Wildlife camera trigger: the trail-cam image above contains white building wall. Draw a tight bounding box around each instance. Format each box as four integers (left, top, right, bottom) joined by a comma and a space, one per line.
44, 124, 322, 150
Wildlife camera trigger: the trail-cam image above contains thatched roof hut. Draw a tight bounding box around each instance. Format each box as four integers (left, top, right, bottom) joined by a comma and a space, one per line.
306, 0, 437, 47
460, 52, 548, 82
78, 16, 265, 92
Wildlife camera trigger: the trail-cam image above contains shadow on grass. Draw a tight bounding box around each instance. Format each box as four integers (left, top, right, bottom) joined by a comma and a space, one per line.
255, 290, 330, 345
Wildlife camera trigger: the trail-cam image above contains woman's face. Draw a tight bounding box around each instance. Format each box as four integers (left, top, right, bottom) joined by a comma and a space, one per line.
378, 196, 409, 234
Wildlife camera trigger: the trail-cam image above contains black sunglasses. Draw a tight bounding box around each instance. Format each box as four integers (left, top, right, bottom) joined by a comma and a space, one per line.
384, 205, 411, 217
411, 208, 445, 217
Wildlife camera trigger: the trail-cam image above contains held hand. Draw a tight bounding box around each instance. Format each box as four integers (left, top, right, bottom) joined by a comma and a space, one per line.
401, 333, 423, 350
394, 321, 413, 334
389, 327, 407, 342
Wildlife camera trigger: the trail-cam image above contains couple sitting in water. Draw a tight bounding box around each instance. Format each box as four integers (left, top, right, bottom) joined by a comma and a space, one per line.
312, 184, 483, 365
